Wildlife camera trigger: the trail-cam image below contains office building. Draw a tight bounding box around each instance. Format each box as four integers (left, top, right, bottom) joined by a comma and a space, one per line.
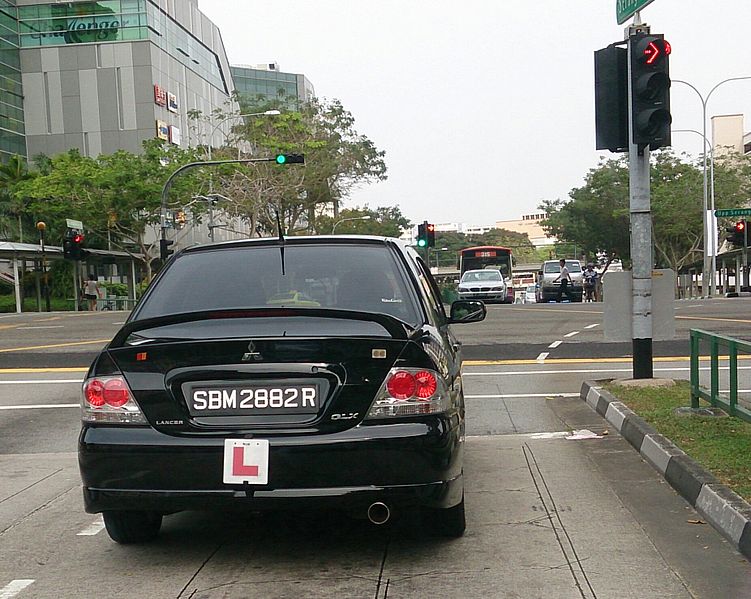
231, 62, 314, 108
0, 0, 236, 162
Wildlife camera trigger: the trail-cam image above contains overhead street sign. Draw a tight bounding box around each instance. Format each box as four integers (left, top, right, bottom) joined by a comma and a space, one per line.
715, 209, 751, 217
617, 0, 657, 25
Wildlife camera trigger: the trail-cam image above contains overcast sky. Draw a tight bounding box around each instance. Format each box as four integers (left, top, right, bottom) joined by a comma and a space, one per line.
199, 0, 751, 227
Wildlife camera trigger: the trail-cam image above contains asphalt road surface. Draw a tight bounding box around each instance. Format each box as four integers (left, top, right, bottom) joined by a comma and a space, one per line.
1, 301, 750, 598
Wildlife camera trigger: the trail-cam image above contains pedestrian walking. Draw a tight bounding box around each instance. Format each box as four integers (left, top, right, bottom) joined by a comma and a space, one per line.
554, 259, 573, 303
84, 274, 101, 311
583, 263, 598, 302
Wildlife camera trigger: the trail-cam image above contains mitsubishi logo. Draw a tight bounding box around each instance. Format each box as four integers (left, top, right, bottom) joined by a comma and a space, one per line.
242, 341, 262, 362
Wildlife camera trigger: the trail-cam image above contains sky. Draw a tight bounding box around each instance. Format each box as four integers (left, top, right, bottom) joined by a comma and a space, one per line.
199, 0, 751, 227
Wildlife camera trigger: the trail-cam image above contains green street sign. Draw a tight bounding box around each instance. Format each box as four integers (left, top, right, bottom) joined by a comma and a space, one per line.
617, 0, 657, 24
714, 208, 751, 217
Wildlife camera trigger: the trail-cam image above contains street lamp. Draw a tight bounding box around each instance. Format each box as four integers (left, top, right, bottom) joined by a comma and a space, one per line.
673, 128, 717, 295
332, 215, 371, 234
673, 76, 751, 297
206, 110, 281, 160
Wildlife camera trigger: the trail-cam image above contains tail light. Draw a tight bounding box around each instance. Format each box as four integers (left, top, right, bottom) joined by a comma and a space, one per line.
366, 368, 449, 419
82, 375, 146, 424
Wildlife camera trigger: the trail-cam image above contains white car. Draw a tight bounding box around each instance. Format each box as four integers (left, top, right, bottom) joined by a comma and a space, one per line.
524, 284, 537, 303
457, 269, 507, 303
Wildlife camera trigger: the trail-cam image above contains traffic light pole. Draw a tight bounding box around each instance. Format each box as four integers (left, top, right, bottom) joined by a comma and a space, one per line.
627, 21, 653, 379
160, 156, 301, 261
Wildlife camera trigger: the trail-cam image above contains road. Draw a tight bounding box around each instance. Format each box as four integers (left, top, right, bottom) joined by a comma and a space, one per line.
1, 302, 750, 597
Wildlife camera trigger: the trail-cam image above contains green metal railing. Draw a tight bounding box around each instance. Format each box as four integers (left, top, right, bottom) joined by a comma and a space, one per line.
690, 329, 751, 423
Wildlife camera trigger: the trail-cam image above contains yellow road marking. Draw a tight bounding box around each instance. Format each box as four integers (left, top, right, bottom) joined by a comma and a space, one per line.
507, 307, 604, 315
0, 367, 88, 373
675, 315, 751, 324
463, 354, 749, 366
0, 339, 110, 353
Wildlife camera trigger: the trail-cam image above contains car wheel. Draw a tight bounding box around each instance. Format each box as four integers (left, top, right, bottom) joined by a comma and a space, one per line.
425, 495, 466, 538
103, 510, 162, 544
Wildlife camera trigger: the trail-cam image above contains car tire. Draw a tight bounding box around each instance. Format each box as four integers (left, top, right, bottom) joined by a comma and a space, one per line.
103, 510, 162, 544
426, 495, 466, 538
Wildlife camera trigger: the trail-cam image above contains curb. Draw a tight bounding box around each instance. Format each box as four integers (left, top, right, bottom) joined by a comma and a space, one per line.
581, 380, 751, 560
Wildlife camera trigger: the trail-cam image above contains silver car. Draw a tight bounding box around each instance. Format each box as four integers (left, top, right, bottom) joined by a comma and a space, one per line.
457, 269, 506, 303
538, 260, 584, 302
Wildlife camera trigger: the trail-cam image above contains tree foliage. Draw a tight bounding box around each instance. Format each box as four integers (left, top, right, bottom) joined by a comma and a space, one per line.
315, 205, 410, 237
191, 96, 388, 235
435, 228, 539, 265
541, 150, 751, 273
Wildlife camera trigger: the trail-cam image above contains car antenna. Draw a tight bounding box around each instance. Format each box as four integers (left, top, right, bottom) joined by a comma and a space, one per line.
275, 209, 286, 275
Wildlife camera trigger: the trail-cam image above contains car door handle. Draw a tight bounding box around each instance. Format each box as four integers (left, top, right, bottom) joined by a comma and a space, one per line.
452, 342, 461, 352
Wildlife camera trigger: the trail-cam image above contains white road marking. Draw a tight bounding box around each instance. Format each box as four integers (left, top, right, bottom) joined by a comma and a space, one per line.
112, 321, 125, 325
564, 331, 580, 338
585, 324, 599, 329
0, 404, 78, 410
535, 352, 548, 363
463, 364, 751, 377
468, 431, 573, 440
548, 340, 562, 348
465, 393, 580, 399
77, 517, 105, 536
17, 325, 65, 330
0, 580, 34, 599
0, 380, 82, 385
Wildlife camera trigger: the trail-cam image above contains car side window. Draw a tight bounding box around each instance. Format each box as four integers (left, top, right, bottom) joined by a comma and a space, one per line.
414, 257, 447, 325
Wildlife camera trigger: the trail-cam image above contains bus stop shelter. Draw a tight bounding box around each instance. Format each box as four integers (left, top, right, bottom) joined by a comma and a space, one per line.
0, 241, 142, 313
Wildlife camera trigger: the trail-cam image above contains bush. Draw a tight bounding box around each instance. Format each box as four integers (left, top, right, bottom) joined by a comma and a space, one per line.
100, 281, 128, 297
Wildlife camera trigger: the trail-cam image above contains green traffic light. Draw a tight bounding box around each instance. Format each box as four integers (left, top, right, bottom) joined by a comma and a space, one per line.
275, 154, 286, 164
417, 239, 427, 247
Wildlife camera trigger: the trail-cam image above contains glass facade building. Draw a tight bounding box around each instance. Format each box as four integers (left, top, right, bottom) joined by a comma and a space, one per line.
0, 0, 25, 160
17, 1, 226, 93
231, 65, 313, 108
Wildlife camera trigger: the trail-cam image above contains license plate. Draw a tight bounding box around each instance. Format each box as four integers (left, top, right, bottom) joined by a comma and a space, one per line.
223, 439, 269, 484
188, 383, 319, 416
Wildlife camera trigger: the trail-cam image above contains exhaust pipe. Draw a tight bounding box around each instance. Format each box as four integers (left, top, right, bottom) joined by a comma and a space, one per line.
367, 502, 391, 525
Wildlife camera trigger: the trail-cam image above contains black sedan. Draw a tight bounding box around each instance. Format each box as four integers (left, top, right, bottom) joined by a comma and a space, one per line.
78, 236, 485, 543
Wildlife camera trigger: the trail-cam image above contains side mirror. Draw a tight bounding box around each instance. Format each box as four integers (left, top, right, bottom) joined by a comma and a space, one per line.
448, 300, 486, 324
453, 279, 460, 285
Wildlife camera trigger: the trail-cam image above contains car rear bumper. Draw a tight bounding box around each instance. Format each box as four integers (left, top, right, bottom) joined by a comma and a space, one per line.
79, 418, 464, 514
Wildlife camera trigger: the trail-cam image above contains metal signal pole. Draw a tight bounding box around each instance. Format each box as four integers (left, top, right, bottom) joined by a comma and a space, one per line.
627, 16, 653, 379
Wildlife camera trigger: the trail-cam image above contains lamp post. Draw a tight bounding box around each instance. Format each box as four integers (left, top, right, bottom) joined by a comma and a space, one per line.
673, 76, 751, 297
332, 215, 371, 234
206, 110, 281, 161
36, 221, 50, 312
673, 128, 716, 296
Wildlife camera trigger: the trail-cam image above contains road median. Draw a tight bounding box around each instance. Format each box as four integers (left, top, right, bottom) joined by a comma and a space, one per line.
581, 379, 751, 560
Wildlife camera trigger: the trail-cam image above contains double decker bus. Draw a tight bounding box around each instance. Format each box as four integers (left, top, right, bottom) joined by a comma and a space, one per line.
458, 246, 514, 303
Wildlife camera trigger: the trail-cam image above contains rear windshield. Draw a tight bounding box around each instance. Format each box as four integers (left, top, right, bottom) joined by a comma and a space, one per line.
543, 261, 582, 274
136, 244, 421, 325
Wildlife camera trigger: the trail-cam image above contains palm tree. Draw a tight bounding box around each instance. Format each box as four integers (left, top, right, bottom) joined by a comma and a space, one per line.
0, 155, 32, 241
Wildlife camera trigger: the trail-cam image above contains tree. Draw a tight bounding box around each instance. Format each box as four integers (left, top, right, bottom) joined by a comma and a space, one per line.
540, 150, 751, 273
0, 155, 33, 241
192, 97, 388, 235
316, 205, 411, 237
434, 228, 538, 265
16, 141, 205, 281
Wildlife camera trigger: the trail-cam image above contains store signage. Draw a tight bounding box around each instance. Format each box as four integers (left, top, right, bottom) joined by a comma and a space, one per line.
169, 126, 181, 145
154, 84, 167, 107
28, 17, 128, 44
156, 120, 169, 141
168, 92, 178, 113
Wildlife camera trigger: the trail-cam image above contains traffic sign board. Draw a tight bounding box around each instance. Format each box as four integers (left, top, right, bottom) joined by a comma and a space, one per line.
617, 0, 657, 25
715, 209, 751, 217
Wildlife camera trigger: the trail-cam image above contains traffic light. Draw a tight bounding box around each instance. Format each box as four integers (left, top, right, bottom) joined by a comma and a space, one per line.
274, 154, 305, 165
63, 228, 87, 260
175, 210, 186, 229
160, 238, 174, 261
630, 33, 671, 149
727, 220, 747, 247
426, 223, 436, 248
416, 222, 427, 247
594, 45, 629, 152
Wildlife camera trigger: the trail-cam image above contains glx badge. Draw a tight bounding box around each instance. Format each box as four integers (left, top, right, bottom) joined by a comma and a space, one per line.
242, 341, 262, 362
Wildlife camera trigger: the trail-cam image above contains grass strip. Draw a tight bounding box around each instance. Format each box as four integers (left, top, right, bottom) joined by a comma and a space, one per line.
606, 380, 751, 502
